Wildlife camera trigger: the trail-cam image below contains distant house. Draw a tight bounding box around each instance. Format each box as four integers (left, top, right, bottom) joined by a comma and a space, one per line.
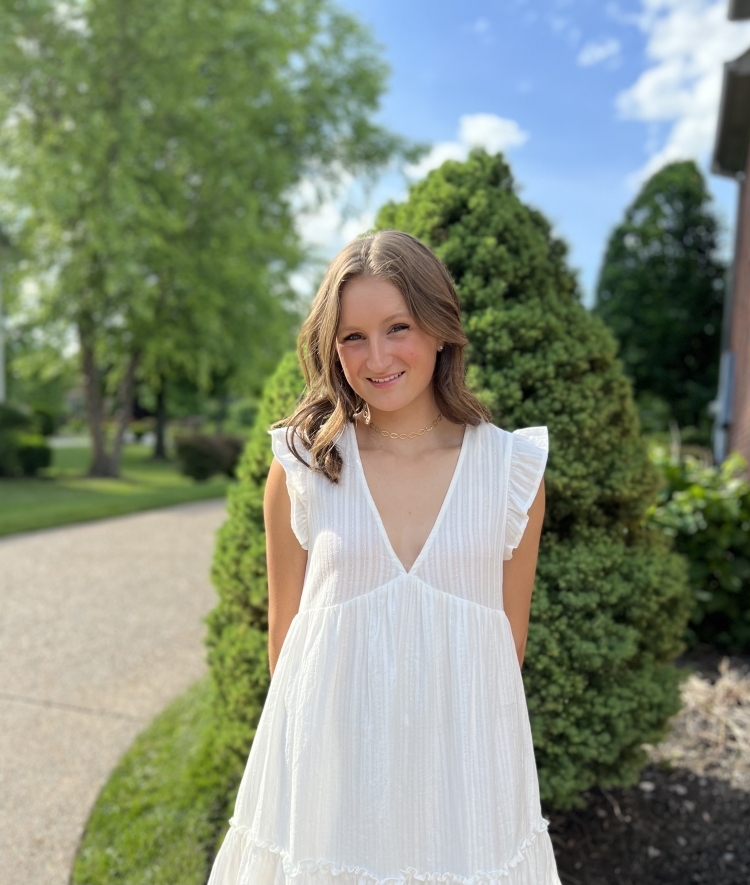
711, 1, 750, 467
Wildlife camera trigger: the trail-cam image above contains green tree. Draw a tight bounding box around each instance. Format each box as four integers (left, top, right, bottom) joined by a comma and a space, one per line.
206, 150, 693, 811
593, 160, 726, 434
0, 0, 419, 476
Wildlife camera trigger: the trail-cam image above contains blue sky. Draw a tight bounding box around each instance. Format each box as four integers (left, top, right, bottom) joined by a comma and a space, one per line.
293, 0, 750, 307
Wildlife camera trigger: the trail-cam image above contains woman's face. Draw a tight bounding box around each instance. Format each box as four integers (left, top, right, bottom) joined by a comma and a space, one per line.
335, 275, 441, 415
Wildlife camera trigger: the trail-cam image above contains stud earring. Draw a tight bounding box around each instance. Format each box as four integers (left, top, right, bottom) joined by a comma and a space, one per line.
438, 345, 444, 352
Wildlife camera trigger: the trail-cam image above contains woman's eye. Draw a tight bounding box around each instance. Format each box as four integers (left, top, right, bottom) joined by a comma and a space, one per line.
341, 324, 408, 342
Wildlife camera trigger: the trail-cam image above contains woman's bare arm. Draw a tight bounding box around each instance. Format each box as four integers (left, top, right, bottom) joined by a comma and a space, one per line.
264, 458, 308, 676
501, 478, 545, 669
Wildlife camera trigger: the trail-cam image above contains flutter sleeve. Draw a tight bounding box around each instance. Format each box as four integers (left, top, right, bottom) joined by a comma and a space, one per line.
268, 426, 311, 551
503, 426, 549, 561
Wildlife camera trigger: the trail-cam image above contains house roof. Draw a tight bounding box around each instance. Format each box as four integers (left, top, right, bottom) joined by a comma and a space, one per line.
729, 0, 750, 20
712, 47, 750, 177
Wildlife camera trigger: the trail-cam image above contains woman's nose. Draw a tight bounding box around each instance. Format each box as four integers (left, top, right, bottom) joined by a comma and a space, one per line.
366, 337, 393, 371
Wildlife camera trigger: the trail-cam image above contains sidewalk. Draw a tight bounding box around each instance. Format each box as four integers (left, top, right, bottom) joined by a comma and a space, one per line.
0, 499, 228, 885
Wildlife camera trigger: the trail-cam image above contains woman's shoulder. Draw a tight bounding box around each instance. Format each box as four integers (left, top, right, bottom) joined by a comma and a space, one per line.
268, 425, 312, 468
479, 421, 548, 454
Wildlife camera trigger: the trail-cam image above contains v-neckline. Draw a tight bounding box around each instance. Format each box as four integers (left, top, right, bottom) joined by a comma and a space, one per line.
347, 420, 471, 577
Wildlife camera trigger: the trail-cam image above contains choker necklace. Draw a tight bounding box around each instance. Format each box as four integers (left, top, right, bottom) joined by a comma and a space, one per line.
362, 404, 443, 440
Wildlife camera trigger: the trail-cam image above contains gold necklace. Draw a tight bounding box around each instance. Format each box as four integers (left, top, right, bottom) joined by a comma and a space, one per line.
365, 410, 443, 440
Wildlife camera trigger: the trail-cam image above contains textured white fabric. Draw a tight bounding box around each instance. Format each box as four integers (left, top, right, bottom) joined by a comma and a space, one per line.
503, 428, 549, 562
269, 426, 311, 550
207, 419, 561, 885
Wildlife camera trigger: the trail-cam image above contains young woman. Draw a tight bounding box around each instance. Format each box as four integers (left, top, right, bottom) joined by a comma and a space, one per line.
207, 230, 562, 885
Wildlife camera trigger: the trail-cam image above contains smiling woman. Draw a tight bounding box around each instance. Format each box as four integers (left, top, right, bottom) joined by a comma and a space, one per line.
284, 229, 490, 483
206, 229, 561, 885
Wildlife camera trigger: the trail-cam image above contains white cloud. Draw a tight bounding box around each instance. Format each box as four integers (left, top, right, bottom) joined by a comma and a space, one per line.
577, 37, 621, 66
460, 114, 528, 151
617, 0, 750, 187
405, 113, 529, 179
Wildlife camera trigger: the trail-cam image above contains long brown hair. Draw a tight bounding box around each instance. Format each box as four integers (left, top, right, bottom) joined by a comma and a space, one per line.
272, 229, 492, 483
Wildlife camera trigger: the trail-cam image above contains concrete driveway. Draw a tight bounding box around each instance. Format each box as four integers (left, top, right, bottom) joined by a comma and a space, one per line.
0, 499, 228, 885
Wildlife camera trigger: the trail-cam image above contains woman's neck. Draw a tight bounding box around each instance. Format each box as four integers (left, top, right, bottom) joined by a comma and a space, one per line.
364, 392, 441, 437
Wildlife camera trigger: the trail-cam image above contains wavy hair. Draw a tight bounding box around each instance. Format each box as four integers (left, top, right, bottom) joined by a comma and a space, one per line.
272, 229, 492, 483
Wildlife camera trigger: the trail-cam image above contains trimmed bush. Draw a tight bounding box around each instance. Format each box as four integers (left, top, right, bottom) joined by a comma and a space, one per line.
0, 432, 21, 477
175, 433, 244, 481
0, 402, 34, 477
647, 445, 750, 652
0, 402, 33, 432
205, 151, 693, 812
16, 433, 52, 476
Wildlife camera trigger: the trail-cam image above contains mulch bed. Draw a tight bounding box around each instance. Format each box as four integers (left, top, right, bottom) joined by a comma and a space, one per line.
548, 646, 750, 885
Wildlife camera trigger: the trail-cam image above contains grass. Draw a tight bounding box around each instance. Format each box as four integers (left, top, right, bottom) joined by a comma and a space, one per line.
0, 443, 231, 537
71, 677, 237, 885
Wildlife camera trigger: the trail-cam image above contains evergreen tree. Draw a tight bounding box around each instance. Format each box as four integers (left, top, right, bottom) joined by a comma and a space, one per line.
594, 161, 726, 433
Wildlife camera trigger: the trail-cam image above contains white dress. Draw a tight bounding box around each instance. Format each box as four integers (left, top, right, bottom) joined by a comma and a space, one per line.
207, 419, 562, 885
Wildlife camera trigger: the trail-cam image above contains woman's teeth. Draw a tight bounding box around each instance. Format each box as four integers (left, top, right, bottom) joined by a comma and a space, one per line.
369, 372, 404, 384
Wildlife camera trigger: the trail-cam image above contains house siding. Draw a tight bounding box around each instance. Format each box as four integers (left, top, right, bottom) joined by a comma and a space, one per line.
729, 147, 750, 467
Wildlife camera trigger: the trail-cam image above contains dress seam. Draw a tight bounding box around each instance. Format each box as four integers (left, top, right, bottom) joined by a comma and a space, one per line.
297, 578, 507, 616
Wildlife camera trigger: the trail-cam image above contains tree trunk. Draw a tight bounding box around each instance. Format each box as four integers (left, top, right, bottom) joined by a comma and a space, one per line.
110, 349, 141, 475
153, 374, 168, 460
79, 321, 116, 477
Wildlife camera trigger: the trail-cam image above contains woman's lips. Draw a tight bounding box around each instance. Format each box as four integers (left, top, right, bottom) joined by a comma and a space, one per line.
367, 370, 405, 389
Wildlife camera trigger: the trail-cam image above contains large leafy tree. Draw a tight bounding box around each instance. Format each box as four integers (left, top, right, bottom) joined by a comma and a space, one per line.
0, 0, 417, 475
593, 160, 726, 433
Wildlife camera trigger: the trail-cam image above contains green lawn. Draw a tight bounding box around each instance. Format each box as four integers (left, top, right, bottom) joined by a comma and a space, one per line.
71, 677, 237, 885
0, 444, 231, 537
